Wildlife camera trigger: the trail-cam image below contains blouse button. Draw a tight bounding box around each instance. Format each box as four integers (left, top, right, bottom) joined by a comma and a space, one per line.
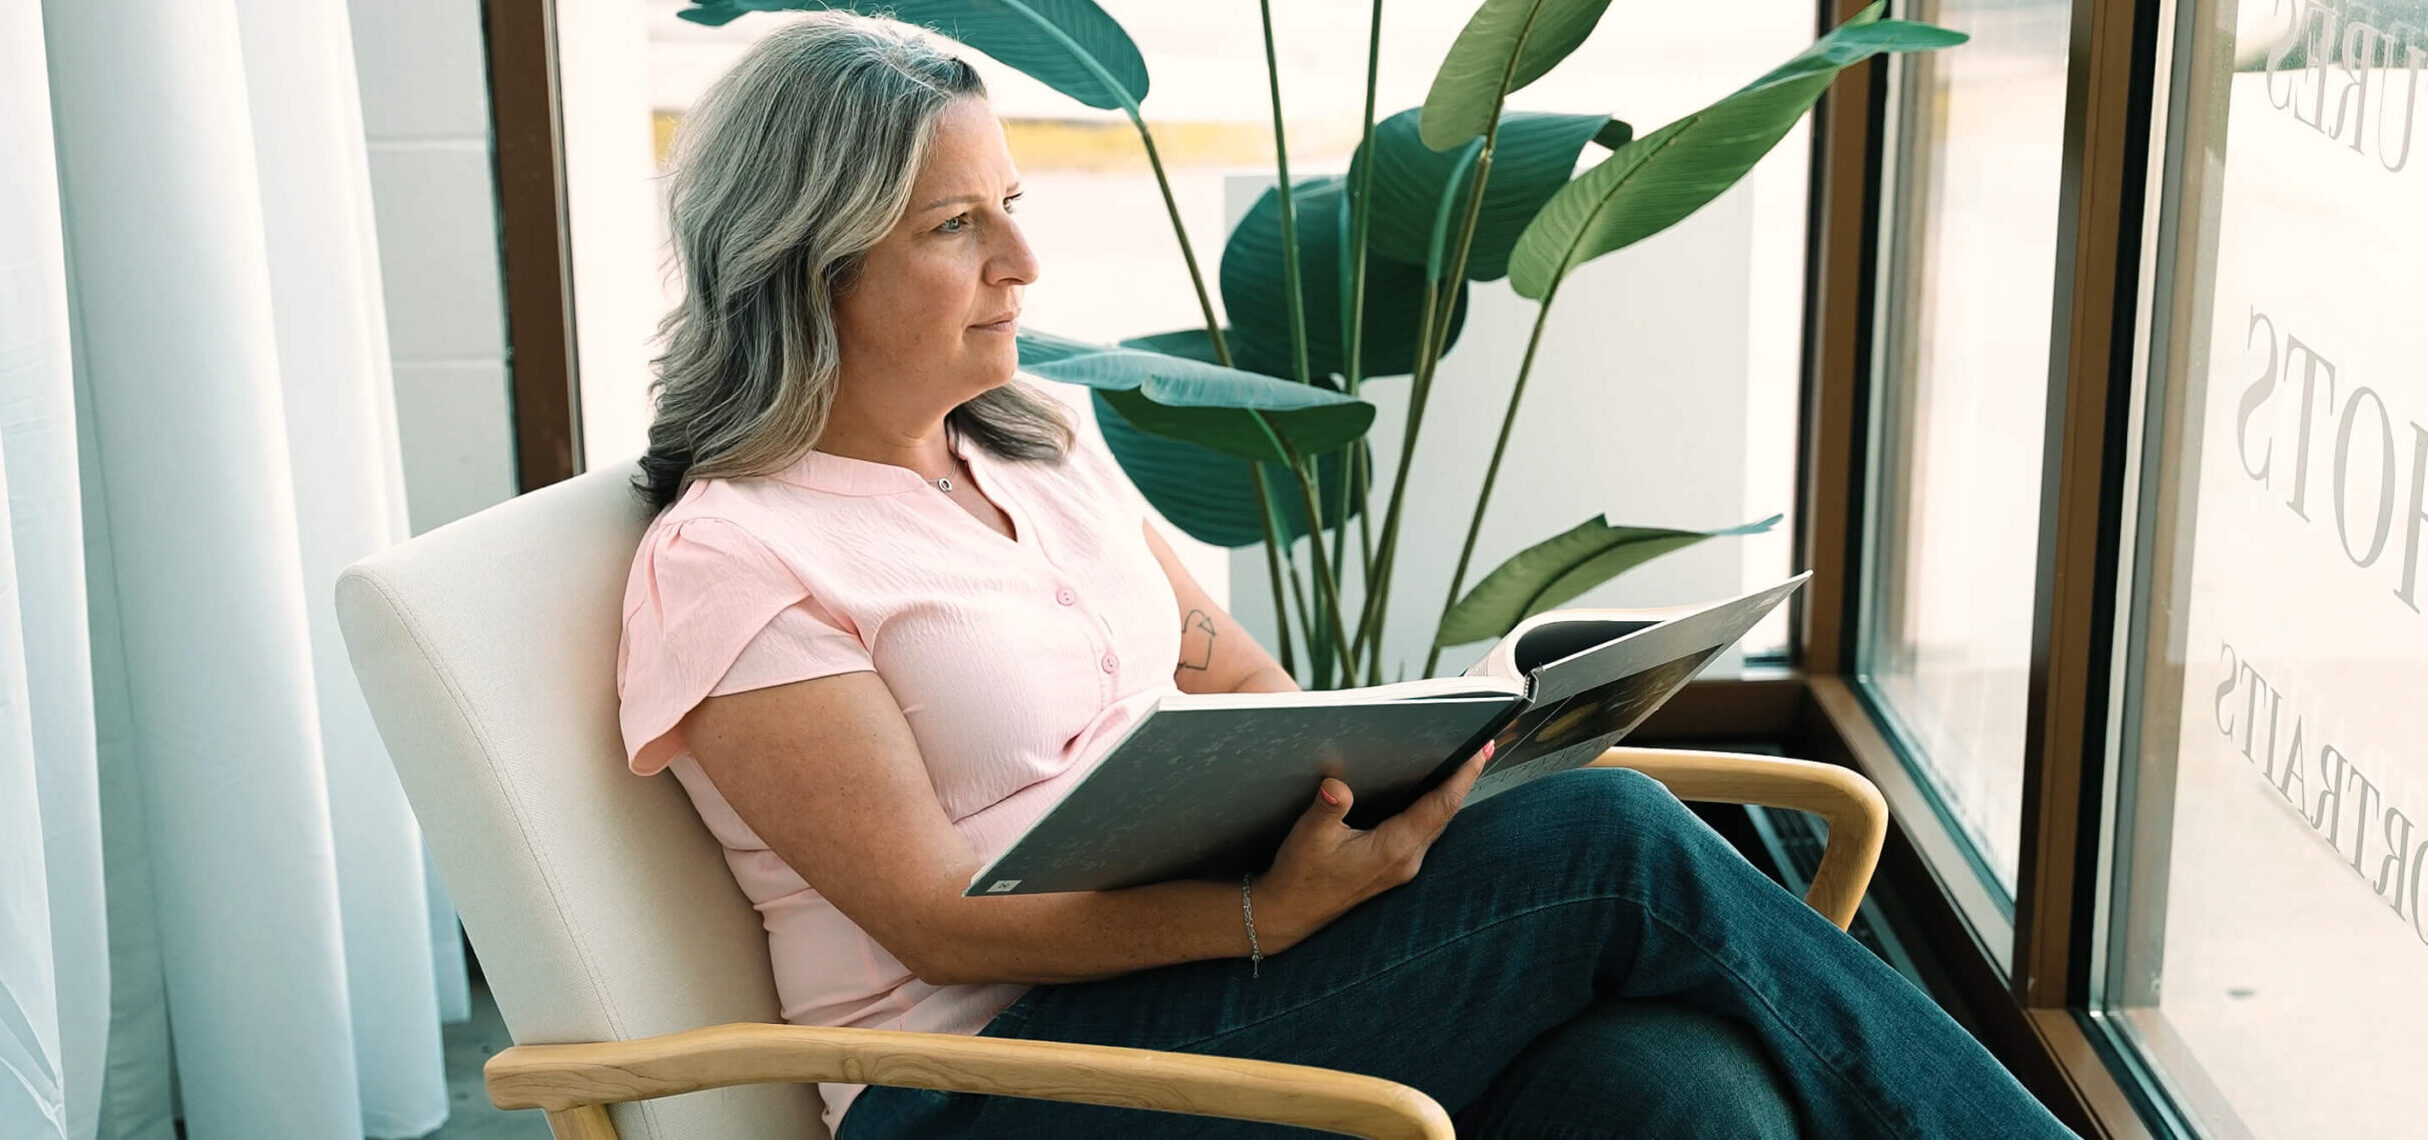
1100, 653, 1119, 674
1056, 587, 1077, 606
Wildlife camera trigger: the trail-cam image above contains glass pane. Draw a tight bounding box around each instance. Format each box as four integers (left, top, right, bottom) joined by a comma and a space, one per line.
558, 0, 1809, 676
2101, 1, 2428, 1135
1862, 0, 2075, 898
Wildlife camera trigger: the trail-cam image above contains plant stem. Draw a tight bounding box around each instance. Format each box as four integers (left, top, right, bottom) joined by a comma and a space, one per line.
1284, 537, 1322, 687
1346, 0, 1383, 395
1256, 0, 1313, 389
1413, 133, 1500, 389
1424, 292, 1556, 677
1328, 0, 1385, 672
1352, 129, 1489, 677
1327, 447, 1352, 634
1352, 438, 1376, 584
1248, 465, 1297, 677
1350, 272, 1440, 672
1361, 72, 1517, 680
1247, 411, 1358, 684
1129, 114, 1229, 367
1289, 457, 1361, 682
1284, 543, 1314, 636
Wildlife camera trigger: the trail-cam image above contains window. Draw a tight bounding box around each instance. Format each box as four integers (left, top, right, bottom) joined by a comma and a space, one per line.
1861, 0, 2076, 904
2095, 0, 2428, 1134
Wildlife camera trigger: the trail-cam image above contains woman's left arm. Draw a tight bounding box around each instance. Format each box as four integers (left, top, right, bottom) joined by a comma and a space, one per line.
1142, 520, 1299, 694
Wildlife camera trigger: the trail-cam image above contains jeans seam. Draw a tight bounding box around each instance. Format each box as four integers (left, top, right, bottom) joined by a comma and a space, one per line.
1148, 892, 1918, 1140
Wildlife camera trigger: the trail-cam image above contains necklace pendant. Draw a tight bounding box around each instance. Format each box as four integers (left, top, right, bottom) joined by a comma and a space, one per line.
934, 476, 953, 492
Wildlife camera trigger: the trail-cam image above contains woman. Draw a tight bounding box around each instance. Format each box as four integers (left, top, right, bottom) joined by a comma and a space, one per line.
618, 13, 2076, 1139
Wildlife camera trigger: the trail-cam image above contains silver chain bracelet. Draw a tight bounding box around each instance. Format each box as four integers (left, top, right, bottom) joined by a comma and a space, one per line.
1240, 873, 1263, 978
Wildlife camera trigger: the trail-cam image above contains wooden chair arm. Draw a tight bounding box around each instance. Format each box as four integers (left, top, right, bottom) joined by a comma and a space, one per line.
487, 1021, 1453, 1140
1588, 746, 1887, 930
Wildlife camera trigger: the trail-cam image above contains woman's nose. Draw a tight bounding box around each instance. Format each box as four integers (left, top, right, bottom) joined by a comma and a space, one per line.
990, 220, 1040, 286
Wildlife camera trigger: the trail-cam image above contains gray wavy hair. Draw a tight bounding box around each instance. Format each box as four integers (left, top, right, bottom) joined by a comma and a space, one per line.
636, 11, 1071, 512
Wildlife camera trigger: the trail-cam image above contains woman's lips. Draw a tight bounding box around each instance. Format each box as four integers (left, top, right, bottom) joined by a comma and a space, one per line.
971, 316, 1018, 334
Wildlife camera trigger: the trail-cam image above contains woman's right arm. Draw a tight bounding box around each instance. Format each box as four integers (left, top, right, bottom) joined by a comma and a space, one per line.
680, 670, 1489, 988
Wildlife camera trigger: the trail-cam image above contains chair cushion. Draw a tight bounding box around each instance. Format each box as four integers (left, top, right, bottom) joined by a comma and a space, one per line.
336, 463, 828, 1139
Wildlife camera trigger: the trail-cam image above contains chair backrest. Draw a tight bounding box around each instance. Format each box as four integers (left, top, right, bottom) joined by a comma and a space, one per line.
336, 464, 827, 1139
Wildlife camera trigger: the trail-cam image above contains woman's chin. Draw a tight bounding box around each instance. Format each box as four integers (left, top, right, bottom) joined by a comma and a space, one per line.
971, 343, 1020, 386
960, 357, 1018, 396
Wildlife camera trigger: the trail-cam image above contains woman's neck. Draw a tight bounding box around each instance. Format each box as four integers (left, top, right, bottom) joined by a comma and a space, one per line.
814, 402, 959, 482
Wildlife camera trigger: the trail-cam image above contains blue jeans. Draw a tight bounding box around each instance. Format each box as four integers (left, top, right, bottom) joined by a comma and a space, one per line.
839, 768, 2077, 1138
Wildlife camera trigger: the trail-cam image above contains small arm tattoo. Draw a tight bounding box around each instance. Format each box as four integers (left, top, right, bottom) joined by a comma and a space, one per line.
1178, 608, 1218, 671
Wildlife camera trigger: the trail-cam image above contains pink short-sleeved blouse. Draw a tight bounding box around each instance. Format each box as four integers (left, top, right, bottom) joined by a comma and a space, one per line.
615, 416, 1182, 1128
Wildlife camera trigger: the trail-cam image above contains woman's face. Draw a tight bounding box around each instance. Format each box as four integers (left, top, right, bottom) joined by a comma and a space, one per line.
834, 96, 1038, 409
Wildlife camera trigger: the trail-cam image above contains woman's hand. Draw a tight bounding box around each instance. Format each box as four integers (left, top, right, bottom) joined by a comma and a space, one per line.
1253, 739, 1496, 953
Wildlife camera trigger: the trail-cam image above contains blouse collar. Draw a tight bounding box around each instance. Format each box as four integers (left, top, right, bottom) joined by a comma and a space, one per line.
768, 423, 980, 497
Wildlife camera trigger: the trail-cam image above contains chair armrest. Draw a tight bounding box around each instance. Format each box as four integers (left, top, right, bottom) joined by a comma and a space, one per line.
1587, 747, 1887, 930
487, 1021, 1453, 1140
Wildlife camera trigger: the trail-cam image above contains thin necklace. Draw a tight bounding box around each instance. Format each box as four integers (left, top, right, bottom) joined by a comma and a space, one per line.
930, 425, 959, 492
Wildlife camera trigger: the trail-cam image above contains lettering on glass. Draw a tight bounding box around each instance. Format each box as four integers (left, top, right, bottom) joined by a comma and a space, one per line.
2214, 642, 2428, 946
2235, 308, 2428, 611
2263, 0, 2425, 171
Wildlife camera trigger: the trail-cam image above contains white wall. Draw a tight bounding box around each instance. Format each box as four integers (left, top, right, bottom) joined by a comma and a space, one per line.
348, 0, 518, 537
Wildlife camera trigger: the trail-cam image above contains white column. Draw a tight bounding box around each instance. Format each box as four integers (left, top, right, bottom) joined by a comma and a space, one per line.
230, 0, 448, 1133
0, 4, 107, 1138
40, 0, 364, 1136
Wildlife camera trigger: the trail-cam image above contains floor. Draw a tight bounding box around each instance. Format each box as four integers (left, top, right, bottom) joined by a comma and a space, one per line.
422, 982, 550, 1140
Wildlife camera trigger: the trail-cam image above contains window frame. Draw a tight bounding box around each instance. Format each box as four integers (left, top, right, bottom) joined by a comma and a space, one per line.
1787, 0, 2175, 1134
487, 0, 585, 493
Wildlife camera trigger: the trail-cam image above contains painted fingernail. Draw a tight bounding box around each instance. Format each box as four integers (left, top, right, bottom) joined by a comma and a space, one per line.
1319, 784, 1341, 806
1483, 740, 1497, 759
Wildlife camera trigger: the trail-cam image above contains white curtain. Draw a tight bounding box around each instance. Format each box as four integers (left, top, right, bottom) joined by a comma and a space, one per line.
3, 1, 464, 1137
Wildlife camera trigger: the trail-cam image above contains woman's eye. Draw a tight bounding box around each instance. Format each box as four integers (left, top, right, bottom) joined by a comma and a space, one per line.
1003, 193, 1022, 213
937, 195, 1018, 233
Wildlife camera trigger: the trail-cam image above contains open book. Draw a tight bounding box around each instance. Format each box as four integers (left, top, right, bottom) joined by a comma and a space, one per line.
964, 573, 1809, 896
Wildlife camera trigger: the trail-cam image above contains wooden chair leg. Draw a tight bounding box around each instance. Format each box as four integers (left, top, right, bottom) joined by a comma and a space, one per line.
544, 1103, 619, 1140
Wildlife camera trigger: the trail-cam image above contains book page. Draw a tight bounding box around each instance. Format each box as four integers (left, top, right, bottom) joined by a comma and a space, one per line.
1472, 645, 1723, 798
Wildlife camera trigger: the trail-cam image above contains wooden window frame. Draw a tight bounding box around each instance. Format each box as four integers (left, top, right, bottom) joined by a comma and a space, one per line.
484, 1, 2175, 1135
486, 0, 584, 492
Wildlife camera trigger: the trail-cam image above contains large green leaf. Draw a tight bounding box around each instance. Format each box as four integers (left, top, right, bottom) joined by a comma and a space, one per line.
1435, 514, 1782, 646
1223, 176, 1469, 380
679, 0, 1149, 112
1017, 329, 1374, 462
1086, 329, 1358, 548
1350, 108, 1620, 282
1094, 395, 1362, 548
1509, 4, 1965, 300
1419, 0, 1616, 150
